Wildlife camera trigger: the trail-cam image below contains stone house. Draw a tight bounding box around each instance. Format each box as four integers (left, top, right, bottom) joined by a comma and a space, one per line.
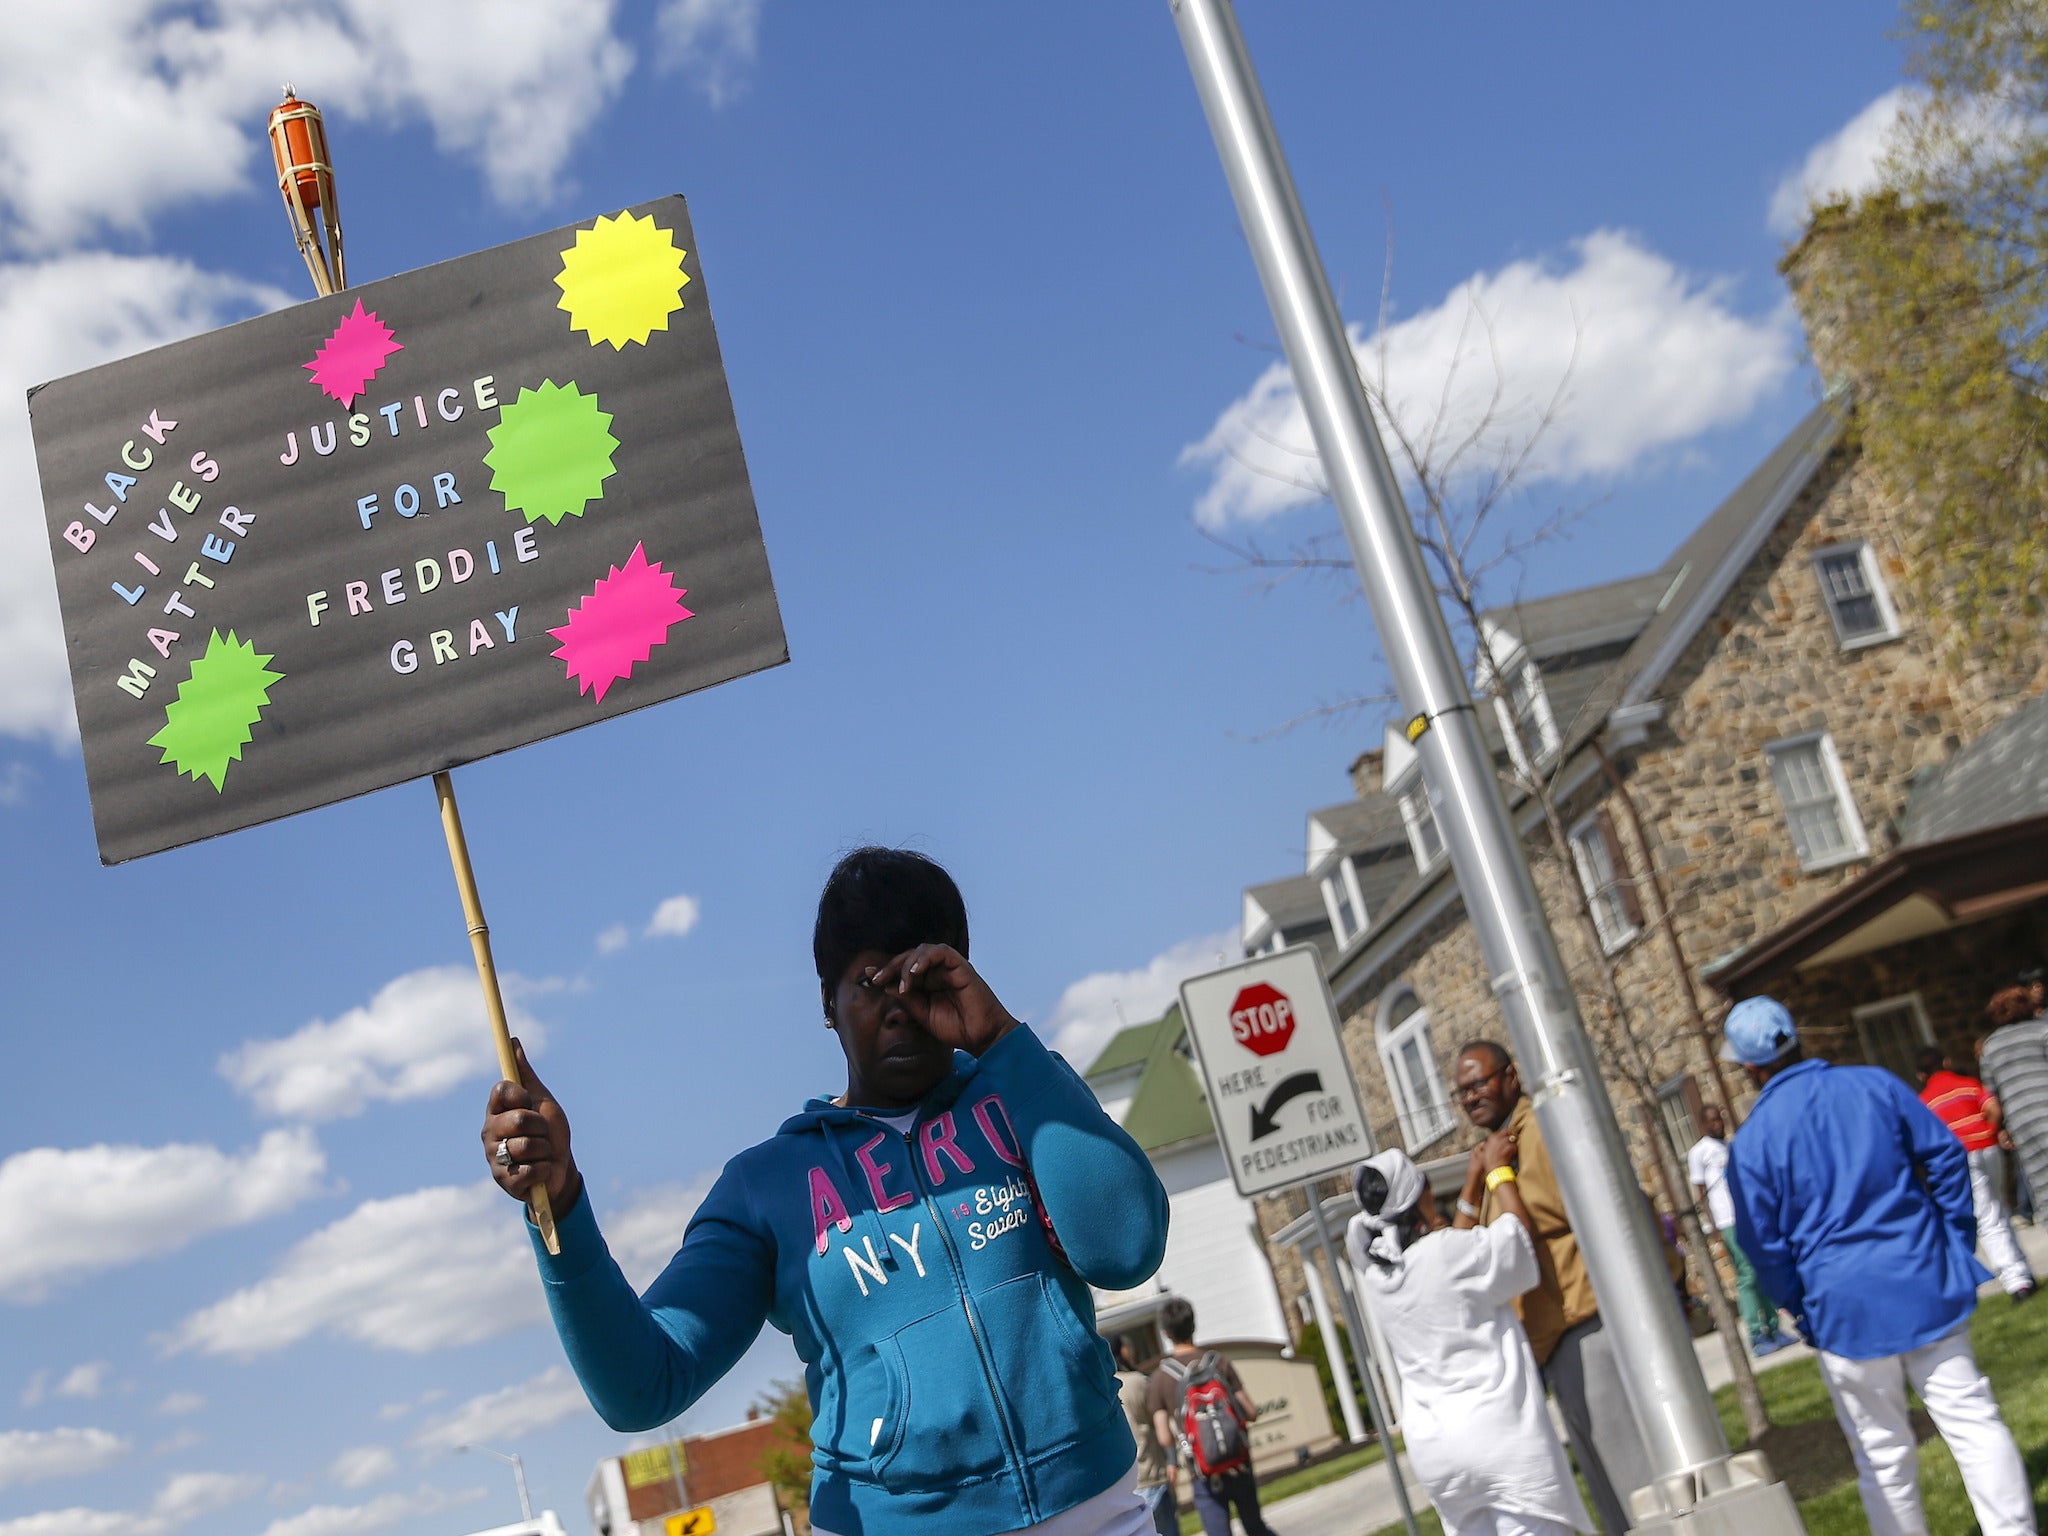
1235, 208, 2048, 1331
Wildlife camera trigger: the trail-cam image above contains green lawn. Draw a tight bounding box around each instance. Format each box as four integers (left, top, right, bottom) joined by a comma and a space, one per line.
1360, 1290, 2048, 1535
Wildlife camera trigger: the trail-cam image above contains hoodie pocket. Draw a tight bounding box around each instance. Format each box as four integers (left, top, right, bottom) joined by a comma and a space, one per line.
811, 1339, 905, 1481
873, 1306, 1012, 1493
983, 1273, 1121, 1462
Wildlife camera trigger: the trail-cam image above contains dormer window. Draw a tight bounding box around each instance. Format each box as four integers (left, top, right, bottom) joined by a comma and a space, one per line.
1382, 721, 1445, 874
1501, 657, 1559, 768
1400, 788, 1444, 871
1319, 857, 1367, 946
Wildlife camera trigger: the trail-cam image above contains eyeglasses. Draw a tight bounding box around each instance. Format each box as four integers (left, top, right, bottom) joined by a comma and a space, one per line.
1453, 1069, 1504, 1103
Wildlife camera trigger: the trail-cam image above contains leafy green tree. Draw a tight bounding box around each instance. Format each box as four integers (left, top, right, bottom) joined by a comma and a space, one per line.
1793, 1, 2048, 657
752, 1378, 814, 1531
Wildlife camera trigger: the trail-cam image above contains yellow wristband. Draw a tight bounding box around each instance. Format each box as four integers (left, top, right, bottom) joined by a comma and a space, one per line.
1485, 1165, 1518, 1191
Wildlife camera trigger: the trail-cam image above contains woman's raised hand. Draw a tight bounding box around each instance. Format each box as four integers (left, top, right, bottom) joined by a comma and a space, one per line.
482, 1038, 582, 1210
870, 943, 1020, 1057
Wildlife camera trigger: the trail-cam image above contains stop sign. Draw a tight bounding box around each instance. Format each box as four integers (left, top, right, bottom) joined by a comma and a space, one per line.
1229, 983, 1295, 1057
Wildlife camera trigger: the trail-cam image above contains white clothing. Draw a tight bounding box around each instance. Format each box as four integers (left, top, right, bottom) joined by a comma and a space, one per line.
1348, 1211, 1593, 1535
1817, 1323, 2035, 1536
817, 1467, 1149, 1536
1685, 1135, 1735, 1230
1444, 1510, 1578, 1536
1969, 1148, 2035, 1295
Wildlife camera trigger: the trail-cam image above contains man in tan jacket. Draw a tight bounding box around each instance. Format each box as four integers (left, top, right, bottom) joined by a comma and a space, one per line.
1451, 1041, 1651, 1533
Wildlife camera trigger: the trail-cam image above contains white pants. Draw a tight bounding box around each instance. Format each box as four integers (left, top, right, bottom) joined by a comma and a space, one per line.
1817, 1323, 2035, 1536
1971, 1148, 2036, 1295
1442, 1510, 1577, 1536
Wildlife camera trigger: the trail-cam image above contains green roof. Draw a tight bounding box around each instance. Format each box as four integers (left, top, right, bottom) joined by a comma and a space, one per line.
1083, 1005, 1218, 1153
1083, 1011, 1183, 1078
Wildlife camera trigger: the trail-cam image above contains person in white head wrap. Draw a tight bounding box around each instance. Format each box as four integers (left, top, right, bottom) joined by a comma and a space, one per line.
1346, 1133, 1593, 1536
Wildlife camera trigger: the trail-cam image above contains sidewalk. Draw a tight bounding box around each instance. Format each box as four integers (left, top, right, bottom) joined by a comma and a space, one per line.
1262, 1218, 2048, 1536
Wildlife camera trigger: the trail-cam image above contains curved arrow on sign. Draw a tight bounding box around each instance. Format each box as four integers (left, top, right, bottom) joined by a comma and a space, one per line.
1249, 1070, 1323, 1140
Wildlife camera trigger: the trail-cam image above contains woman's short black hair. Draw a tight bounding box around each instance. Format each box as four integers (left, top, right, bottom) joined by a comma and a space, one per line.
814, 847, 969, 987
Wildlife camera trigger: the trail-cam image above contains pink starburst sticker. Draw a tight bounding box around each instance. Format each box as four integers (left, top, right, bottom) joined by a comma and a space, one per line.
549, 543, 695, 703
303, 298, 403, 406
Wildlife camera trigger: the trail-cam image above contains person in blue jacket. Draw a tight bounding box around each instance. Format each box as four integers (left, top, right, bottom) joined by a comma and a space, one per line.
1721, 996, 2034, 1536
481, 847, 1172, 1536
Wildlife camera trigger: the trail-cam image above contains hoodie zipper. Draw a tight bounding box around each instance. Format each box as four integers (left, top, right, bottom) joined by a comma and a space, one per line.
902, 1125, 1038, 1525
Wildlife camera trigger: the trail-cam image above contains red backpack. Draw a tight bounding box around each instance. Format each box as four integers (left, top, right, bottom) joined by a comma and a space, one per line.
1163, 1351, 1251, 1478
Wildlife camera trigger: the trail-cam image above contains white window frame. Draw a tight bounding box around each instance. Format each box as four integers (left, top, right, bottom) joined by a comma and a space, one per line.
1811, 540, 1902, 650
1852, 993, 1933, 1083
1398, 785, 1445, 874
1319, 856, 1368, 946
1654, 1075, 1699, 1158
1568, 813, 1639, 954
1495, 657, 1561, 774
1377, 986, 1455, 1151
1764, 731, 1870, 872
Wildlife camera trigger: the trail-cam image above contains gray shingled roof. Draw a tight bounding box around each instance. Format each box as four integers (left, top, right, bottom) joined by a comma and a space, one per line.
1244, 873, 1330, 932
1308, 797, 1408, 854
1484, 574, 1672, 659
1900, 694, 2048, 844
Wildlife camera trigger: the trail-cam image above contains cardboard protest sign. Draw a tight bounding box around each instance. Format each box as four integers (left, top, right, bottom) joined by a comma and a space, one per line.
29, 196, 787, 865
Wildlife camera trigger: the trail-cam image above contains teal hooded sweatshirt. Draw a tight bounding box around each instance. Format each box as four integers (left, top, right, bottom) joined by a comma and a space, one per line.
530, 1024, 1171, 1535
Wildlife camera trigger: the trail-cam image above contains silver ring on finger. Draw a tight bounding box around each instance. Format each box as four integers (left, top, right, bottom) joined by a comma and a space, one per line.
496, 1138, 514, 1167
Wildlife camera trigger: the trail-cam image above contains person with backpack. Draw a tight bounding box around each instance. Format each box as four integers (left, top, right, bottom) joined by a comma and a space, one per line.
1347, 1143, 1593, 1536
1146, 1296, 1276, 1536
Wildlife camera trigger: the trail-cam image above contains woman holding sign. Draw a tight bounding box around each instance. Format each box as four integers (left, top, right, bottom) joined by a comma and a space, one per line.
482, 847, 1171, 1536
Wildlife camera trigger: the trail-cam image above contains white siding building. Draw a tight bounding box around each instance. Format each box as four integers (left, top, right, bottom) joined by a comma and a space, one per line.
1081, 1007, 1289, 1351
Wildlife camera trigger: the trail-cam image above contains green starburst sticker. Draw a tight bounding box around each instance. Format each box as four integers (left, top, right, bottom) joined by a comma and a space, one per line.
147, 630, 284, 792
483, 379, 621, 525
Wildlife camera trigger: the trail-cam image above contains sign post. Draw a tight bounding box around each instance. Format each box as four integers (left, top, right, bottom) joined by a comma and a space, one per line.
1179, 946, 1419, 1536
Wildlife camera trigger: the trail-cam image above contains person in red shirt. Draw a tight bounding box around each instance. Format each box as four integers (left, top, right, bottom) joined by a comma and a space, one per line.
1917, 1046, 2037, 1300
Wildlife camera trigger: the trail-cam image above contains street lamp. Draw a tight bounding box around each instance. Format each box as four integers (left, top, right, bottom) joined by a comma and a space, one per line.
457, 1443, 533, 1522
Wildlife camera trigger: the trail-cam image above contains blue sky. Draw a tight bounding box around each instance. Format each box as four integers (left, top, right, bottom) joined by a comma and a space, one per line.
0, 4, 1910, 1533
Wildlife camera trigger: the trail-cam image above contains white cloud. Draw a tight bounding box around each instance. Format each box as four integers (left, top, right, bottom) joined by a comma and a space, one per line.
656, 0, 769, 107
257, 1486, 484, 1536
0, 1427, 130, 1490
1769, 89, 1916, 235
155, 1393, 205, 1417
327, 1447, 395, 1490
645, 894, 702, 940
54, 1363, 110, 1400
597, 923, 632, 955
151, 1472, 264, 1527
0, 1469, 260, 1536
1181, 230, 1797, 529
595, 1178, 711, 1290
411, 1367, 590, 1453
0, 763, 30, 805
1039, 930, 1239, 1070
0, 1127, 326, 1303
167, 1176, 709, 1358
218, 965, 548, 1122
0, 254, 290, 745
17, 1374, 43, 1409
0, 1, 633, 253
151, 1430, 203, 1457
165, 1182, 541, 1357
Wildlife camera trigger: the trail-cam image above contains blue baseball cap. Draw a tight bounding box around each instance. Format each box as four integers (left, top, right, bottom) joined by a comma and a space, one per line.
1720, 996, 1800, 1065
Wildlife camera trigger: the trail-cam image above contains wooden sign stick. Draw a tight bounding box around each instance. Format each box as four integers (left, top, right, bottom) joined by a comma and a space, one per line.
267, 92, 557, 1252
436, 771, 560, 1253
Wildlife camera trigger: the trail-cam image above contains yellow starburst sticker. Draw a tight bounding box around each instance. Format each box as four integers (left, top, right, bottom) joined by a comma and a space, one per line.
554, 211, 692, 349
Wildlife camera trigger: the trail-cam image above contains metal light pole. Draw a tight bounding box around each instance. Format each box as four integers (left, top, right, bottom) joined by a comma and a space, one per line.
459, 1443, 533, 1522
1165, 3, 1801, 1526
